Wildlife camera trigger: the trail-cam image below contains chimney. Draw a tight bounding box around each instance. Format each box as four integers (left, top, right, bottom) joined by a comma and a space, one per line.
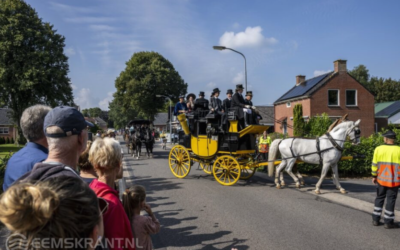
334, 59, 347, 73
296, 75, 306, 86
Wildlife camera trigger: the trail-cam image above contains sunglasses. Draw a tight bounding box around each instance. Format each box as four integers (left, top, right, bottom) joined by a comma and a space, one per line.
98, 197, 109, 215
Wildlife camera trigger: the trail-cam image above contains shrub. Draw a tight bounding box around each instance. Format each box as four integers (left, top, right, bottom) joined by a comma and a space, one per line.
5, 137, 9, 144
0, 152, 13, 193
11, 137, 14, 144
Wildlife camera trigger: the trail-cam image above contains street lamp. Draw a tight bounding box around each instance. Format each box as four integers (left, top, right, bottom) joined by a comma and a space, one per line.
156, 95, 173, 144
213, 46, 248, 93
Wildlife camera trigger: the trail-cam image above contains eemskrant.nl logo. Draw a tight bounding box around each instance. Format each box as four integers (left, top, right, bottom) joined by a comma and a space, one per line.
6, 234, 143, 249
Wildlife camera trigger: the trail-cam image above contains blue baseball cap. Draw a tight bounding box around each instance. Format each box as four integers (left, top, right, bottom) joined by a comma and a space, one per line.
44, 106, 94, 138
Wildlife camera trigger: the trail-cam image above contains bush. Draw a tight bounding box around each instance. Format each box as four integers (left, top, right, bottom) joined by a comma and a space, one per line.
0, 152, 13, 194
5, 137, 9, 144
0, 137, 4, 144
11, 137, 14, 144
304, 113, 332, 137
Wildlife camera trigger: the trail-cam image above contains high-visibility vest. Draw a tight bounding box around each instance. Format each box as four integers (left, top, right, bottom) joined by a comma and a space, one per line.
372, 144, 400, 187
259, 136, 271, 153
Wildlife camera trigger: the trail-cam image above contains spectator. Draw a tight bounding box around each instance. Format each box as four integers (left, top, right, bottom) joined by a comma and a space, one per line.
122, 185, 160, 250
79, 140, 98, 184
89, 138, 135, 250
17, 106, 93, 183
3, 105, 51, 191
0, 176, 106, 250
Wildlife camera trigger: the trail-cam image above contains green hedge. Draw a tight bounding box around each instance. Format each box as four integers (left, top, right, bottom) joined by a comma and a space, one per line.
0, 152, 13, 194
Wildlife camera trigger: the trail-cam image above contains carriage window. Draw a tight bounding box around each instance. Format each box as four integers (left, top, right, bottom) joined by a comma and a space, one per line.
346, 90, 357, 106
328, 90, 339, 106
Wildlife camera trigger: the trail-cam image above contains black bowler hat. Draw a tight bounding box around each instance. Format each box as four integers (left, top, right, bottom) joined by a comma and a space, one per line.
382, 130, 396, 139
246, 91, 253, 96
236, 84, 244, 90
199, 91, 205, 97
226, 89, 233, 95
44, 106, 94, 138
186, 93, 196, 100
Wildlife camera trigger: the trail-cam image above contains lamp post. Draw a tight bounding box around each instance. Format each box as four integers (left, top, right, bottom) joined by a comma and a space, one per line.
213, 46, 247, 93
156, 95, 173, 144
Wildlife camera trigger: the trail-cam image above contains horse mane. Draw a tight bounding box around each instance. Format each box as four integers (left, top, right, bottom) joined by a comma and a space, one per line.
327, 114, 349, 132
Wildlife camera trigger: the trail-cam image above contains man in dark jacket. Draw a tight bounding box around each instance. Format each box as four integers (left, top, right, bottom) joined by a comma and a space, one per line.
244, 91, 261, 125
209, 88, 226, 131
194, 91, 209, 113
231, 84, 253, 128
222, 89, 233, 113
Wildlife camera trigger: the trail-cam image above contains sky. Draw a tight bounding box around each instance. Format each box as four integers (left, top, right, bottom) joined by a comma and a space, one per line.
25, 0, 400, 110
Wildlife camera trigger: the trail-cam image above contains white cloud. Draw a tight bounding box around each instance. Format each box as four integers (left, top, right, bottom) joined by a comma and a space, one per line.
233, 72, 244, 84
219, 26, 278, 49
64, 17, 115, 23
71, 84, 78, 90
65, 47, 76, 56
74, 88, 95, 109
314, 70, 331, 76
89, 25, 116, 32
99, 92, 114, 110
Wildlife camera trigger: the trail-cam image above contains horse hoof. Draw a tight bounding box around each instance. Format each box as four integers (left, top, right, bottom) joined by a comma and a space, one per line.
281, 183, 286, 187
340, 189, 347, 194
276, 185, 281, 189
295, 183, 301, 189
315, 190, 321, 194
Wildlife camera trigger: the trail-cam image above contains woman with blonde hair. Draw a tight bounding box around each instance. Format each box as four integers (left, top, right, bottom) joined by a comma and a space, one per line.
122, 185, 160, 250
0, 176, 106, 250
89, 137, 135, 250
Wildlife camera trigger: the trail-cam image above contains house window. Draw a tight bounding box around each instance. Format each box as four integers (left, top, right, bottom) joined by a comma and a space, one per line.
0, 127, 9, 134
328, 90, 339, 106
346, 90, 357, 106
286, 102, 291, 107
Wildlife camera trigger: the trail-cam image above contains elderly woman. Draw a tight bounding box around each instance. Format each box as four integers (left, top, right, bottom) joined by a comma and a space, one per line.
0, 176, 106, 250
89, 138, 134, 250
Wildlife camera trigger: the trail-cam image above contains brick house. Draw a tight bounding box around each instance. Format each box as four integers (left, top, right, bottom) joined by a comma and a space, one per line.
256, 106, 275, 133
0, 108, 17, 141
274, 60, 375, 137
374, 101, 400, 132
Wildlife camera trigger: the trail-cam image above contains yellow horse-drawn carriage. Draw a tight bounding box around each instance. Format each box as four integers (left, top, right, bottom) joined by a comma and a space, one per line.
168, 110, 271, 186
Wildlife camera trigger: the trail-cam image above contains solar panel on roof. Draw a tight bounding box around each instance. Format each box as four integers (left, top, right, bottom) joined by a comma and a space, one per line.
376, 101, 400, 117
275, 72, 332, 102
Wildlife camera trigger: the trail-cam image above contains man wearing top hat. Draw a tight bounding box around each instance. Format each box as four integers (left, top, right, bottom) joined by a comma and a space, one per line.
222, 89, 233, 113
371, 130, 400, 229
231, 84, 254, 128
194, 91, 209, 112
244, 91, 262, 125
209, 88, 226, 131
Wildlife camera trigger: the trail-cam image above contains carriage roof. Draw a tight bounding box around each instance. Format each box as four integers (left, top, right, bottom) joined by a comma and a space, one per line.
128, 119, 152, 126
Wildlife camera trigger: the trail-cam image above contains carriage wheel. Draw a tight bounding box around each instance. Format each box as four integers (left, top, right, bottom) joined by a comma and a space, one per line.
213, 155, 241, 186
240, 167, 256, 180
169, 145, 191, 178
199, 161, 213, 175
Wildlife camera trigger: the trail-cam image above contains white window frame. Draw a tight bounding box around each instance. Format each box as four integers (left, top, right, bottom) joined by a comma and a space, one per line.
345, 89, 357, 106
328, 89, 340, 106
0, 127, 9, 134
286, 102, 291, 107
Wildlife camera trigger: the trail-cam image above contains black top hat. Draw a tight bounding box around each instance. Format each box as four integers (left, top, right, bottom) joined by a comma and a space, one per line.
236, 84, 244, 90
246, 91, 253, 96
186, 93, 196, 100
382, 130, 396, 139
199, 91, 205, 96
226, 89, 233, 95
212, 88, 221, 94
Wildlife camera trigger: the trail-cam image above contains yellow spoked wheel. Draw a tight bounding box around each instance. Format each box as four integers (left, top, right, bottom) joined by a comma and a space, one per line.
199, 161, 213, 174
213, 155, 241, 186
169, 145, 191, 178
240, 167, 256, 180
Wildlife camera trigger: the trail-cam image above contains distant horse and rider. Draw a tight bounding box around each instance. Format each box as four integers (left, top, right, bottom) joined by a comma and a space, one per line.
127, 120, 154, 159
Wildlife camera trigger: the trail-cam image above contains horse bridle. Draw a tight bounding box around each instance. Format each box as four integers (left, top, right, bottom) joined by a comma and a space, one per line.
324, 124, 361, 151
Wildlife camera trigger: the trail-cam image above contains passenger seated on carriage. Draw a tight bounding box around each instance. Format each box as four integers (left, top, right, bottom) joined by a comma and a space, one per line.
208, 88, 226, 132
194, 91, 209, 112
174, 95, 188, 115
244, 91, 262, 125
231, 84, 256, 129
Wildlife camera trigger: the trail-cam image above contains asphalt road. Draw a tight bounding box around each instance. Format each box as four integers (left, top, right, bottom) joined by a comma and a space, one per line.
121, 138, 400, 250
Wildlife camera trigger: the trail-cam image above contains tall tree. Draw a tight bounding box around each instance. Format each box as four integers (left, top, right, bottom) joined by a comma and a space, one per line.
108, 96, 138, 129
82, 107, 102, 117
114, 51, 187, 120
348, 64, 375, 95
293, 104, 305, 136
0, 0, 73, 141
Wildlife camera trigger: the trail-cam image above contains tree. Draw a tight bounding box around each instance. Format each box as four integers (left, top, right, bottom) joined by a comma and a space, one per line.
114, 51, 187, 120
0, 0, 73, 142
82, 107, 102, 117
108, 97, 138, 129
293, 104, 305, 136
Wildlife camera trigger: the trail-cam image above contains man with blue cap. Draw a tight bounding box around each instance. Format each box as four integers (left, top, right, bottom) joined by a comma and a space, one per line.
174, 95, 188, 116
16, 106, 94, 183
372, 130, 400, 229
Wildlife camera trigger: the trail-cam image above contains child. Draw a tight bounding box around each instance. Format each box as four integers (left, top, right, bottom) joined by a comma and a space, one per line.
123, 185, 160, 250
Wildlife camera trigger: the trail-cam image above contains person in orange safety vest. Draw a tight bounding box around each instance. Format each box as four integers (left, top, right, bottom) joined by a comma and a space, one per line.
371, 130, 400, 229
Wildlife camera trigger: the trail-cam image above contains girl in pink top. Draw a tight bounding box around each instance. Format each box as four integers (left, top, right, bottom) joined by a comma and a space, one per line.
123, 185, 160, 250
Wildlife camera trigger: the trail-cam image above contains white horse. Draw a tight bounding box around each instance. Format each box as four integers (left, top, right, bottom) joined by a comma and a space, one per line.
268, 119, 361, 194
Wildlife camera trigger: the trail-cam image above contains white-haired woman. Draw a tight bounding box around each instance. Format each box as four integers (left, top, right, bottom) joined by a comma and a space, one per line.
89, 137, 134, 250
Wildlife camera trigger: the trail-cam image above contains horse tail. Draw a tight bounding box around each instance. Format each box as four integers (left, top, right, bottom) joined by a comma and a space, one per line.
268, 139, 282, 177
